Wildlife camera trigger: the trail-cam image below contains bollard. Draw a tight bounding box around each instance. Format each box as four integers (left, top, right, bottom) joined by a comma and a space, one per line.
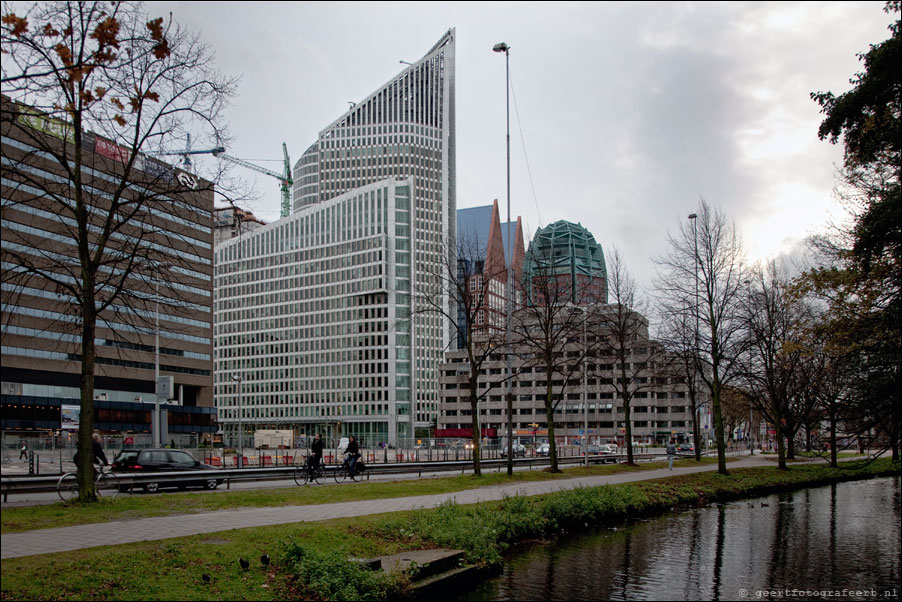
28, 450, 35, 475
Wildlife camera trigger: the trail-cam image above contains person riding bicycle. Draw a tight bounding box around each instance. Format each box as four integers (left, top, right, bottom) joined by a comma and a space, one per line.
73, 433, 109, 475
307, 433, 324, 474
344, 435, 361, 478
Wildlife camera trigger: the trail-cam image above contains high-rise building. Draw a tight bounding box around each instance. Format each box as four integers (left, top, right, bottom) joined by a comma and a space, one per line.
214, 30, 455, 446
1, 99, 216, 442
523, 220, 608, 306
455, 200, 524, 347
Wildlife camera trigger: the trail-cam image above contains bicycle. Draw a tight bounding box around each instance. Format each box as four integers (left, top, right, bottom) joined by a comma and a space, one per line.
293, 457, 325, 486
333, 454, 366, 483
57, 465, 121, 501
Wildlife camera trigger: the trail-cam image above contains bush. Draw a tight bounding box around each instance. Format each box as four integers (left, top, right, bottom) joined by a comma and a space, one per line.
283, 542, 404, 601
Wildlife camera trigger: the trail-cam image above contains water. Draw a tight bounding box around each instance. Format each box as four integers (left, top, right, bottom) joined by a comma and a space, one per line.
460, 477, 901, 601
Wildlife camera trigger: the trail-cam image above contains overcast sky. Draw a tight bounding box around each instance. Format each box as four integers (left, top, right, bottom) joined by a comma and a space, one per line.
156, 1, 893, 289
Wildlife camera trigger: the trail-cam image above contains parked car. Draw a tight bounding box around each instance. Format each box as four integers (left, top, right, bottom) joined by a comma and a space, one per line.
112, 448, 223, 493
676, 443, 695, 454
501, 443, 526, 458
536, 443, 550, 456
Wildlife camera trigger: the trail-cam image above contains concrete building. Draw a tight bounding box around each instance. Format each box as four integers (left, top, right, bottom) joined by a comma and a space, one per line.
1, 99, 216, 443
437, 311, 696, 446
438, 221, 695, 446
213, 206, 266, 246
214, 30, 456, 447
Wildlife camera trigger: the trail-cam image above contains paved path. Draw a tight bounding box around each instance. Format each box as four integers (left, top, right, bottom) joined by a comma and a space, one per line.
1, 455, 772, 559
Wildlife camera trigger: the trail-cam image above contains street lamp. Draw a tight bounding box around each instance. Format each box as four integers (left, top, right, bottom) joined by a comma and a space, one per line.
231, 375, 243, 467
494, 40, 515, 476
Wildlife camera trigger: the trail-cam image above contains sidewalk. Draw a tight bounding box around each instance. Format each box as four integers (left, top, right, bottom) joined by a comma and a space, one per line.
0, 455, 772, 560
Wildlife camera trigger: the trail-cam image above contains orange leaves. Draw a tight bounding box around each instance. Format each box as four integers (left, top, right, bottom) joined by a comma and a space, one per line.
146, 16, 170, 59
1, 13, 28, 37
114, 115, 126, 127
152, 38, 169, 60
146, 17, 164, 41
41, 23, 60, 37
54, 42, 73, 66
89, 16, 120, 49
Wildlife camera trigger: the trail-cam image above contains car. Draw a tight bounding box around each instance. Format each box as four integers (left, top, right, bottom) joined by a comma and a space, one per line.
501, 443, 526, 458
599, 444, 618, 455
112, 448, 223, 494
536, 443, 550, 456
585, 445, 602, 455
676, 443, 695, 454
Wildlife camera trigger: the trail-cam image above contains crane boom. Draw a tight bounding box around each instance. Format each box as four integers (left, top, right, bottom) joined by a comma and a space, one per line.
213, 147, 293, 218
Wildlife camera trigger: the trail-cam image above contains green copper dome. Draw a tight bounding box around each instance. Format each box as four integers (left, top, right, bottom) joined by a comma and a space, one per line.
523, 220, 608, 305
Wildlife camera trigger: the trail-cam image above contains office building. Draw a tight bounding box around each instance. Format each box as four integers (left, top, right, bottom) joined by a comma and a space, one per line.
214, 30, 456, 446
439, 221, 695, 445
455, 200, 524, 346
1, 98, 216, 442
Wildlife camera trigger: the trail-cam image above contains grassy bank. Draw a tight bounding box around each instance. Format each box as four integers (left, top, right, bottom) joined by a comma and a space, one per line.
1, 459, 896, 601
1, 457, 722, 534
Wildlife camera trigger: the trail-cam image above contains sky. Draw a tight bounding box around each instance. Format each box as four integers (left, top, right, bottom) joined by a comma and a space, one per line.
154, 1, 894, 289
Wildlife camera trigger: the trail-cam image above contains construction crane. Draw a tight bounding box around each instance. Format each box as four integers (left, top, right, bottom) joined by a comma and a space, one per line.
213, 143, 293, 218
152, 135, 294, 218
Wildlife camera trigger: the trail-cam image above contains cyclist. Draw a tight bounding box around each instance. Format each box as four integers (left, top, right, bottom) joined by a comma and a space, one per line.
345, 435, 360, 478
307, 433, 324, 476
73, 433, 109, 475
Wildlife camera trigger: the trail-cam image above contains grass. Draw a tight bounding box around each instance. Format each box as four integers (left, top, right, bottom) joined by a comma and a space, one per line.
1, 456, 721, 534
1, 458, 896, 601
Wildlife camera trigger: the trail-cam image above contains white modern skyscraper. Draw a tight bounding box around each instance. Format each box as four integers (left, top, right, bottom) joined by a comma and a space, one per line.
214, 30, 455, 446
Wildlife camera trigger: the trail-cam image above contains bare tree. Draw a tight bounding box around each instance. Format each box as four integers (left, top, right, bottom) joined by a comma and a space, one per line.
738, 261, 811, 469
414, 232, 512, 476
514, 245, 603, 473
594, 248, 657, 465
1, 1, 235, 500
657, 308, 705, 460
655, 200, 747, 475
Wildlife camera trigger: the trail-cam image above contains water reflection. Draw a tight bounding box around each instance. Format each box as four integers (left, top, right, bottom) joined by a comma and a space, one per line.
459, 477, 901, 601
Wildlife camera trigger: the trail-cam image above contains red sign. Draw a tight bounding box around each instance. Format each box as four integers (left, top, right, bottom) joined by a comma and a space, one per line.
95, 137, 130, 164
435, 428, 497, 438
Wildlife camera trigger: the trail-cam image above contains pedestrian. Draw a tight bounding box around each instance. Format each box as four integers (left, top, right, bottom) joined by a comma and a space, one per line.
666, 438, 677, 470
19, 442, 27, 461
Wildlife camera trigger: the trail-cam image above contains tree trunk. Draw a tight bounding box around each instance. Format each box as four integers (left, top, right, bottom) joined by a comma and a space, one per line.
545, 362, 560, 472
77, 297, 98, 502
775, 420, 787, 470
468, 378, 481, 476
691, 395, 702, 462
711, 378, 728, 475
829, 414, 838, 468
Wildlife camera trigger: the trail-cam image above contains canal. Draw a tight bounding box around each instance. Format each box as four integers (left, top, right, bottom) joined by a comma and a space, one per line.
460, 476, 901, 601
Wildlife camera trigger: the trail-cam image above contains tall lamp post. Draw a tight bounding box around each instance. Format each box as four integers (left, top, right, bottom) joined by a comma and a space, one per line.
493, 40, 514, 476
231, 375, 243, 467
580, 308, 589, 466
154, 280, 160, 448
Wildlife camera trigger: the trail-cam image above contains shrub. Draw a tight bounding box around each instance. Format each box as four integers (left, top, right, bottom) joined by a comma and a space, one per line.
283, 542, 404, 601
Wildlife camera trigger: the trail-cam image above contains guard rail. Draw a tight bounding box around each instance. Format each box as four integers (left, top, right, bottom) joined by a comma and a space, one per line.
0, 453, 668, 501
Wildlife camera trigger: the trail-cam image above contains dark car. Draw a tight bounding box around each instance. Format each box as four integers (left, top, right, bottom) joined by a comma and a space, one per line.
112, 448, 222, 493
676, 443, 695, 454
